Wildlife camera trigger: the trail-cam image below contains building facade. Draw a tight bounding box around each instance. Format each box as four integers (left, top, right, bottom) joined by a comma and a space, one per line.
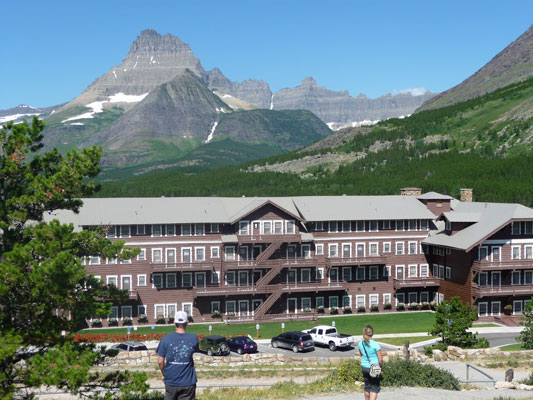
49, 190, 533, 326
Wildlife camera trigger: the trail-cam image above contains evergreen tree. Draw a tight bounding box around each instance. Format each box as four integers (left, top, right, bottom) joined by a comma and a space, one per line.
517, 297, 533, 349
0, 118, 147, 399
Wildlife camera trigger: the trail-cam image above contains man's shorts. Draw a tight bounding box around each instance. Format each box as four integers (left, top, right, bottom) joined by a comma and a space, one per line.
164, 383, 196, 400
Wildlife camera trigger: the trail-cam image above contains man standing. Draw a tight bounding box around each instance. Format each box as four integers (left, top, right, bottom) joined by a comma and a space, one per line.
157, 311, 199, 400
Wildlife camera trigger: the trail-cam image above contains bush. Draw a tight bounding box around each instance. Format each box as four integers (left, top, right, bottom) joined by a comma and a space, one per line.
384, 302, 392, 310
123, 317, 133, 326
138, 314, 148, 323
371, 304, 379, 312
357, 306, 365, 312
421, 302, 430, 310
333, 359, 364, 383
227, 312, 235, 317
424, 346, 434, 357
108, 318, 118, 326
317, 306, 325, 313
330, 307, 338, 315
156, 315, 166, 324
91, 318, 102, 328
211, 310, 221, 318
343, 306, 352, 313
381, 359, 460, 390
397, 303, 405, 311
167, 317, 174, 324
304, 307, 312, 313
408, 302, 418, 310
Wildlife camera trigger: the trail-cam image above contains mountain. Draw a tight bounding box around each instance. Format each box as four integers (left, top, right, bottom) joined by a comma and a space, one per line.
0, 104, 63, 124
271, 77, 436, 128
419, 25, 533, 111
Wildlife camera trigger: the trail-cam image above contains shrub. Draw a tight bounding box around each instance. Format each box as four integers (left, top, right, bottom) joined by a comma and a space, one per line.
357, 306, 365, 312
384, 302, 392, 310
334, 359, 363, 383
504, 304, 513, 313
371, 304, 379, 312
397, 303, 405, 311
421, 302, 430, 310
138, 314, 148, 323
91, 318, 102, 327
156, 315, 166, 324
381, 359, 460, 390
408, 302, 419, 310
227, 312, 235, 317
304, 307, 312, 313
211, 310, 221, 318
317, 306, 325, 313
167, 317, 174, 324
108, 318, 118, 326
424, 346, 434, 357
330, 307, 338, 315
343, 306, 352, 313
123, 317, 133, 326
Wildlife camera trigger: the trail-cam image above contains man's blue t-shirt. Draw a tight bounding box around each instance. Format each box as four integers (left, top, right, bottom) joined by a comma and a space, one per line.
157, 332, 199, 387
358, 339, 381, 368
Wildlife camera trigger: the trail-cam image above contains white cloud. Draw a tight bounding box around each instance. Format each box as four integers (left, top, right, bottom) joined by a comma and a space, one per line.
396, 88, 429, 96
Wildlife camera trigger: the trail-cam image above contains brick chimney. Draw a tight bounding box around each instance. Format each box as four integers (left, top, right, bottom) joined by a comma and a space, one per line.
460, 188, 473, 202
401, 187, 422, 196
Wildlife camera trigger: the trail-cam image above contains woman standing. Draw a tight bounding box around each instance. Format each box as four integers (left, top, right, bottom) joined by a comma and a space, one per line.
358, 325, 383, 400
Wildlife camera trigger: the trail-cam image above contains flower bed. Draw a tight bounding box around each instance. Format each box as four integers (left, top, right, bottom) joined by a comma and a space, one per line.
73, 333, 165, 343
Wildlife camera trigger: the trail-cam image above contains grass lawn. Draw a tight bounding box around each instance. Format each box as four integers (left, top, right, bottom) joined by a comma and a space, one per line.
79, 311, 435, 339
471, 323, 500, 328
499, 343, 525, 351
377, 336, 438, 346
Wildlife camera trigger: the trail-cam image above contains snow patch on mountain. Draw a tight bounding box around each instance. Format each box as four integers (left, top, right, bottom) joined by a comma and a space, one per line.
0, 113, 41, 124
205, 121, 218, 143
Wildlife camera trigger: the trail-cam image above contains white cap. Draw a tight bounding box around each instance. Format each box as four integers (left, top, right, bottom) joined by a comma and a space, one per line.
175, 311, 188, 323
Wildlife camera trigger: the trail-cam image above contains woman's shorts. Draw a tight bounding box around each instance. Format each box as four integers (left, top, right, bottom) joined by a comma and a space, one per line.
361, 366, 381, 393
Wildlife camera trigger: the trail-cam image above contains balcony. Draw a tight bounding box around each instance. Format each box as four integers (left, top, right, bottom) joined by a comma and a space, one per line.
236, 234, 302, 244
472, 259, 533, 272
223, 257, 317, 270
472, 283, 533, 298
151, 260, 221, 272
327, 255, 387, 267
393, 278, 441, 290
192, 281, 346, 296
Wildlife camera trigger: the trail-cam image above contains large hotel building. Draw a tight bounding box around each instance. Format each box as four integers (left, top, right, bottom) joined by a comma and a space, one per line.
50, 188, 533, 326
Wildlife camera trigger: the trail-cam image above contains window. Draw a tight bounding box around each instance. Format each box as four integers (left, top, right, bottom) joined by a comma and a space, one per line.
239, 221, 249, 235
88, 256, 100, 265
408, 264, 418, 278
166, 224, 175, 236
396, 293, 405, 306
408, 292, 418, 304
166, 248, 176, 264
525, 221, 533, 234
211, 301, 220, 313
526, 246, 533, 260
316, 297, 324, 308
301, 298, 312, 310
166, 273, 176, 288
329, 221, 338, 233
262, 221, 272, 234
369, 294, 378, 307
138, 305, 146, 316
120, 257, 131, 264
106, 257, 117, 265
301, 268, 311, 282
420, 220, 429, 231
152, 248, 163, 263
369, 221, 378, 232
166, 304, 176, 319
383, 220, 391, 229
478, 302, 488, 317
439, 265, 445, 279
342, 221, 351, 232
512, 270, 521, 285
356, 295, 365, 308
182, 273, 192, 287
120, 225, 130, 238
182, 224, 191, 236
211, 246, 220, 258
225, 271, 236, 286
342, 267, 352, 281
329, 296, 339, 308
420, 292, 429, 303
106, 275, 118, 287
211, 223, 219, 233
302, 244, 311, 259
512, 246, 521, 260
195, 224, 205, 236
383, 242, 391, 253
286, 220, 295, 234
106, 226, 116, 238
396, 242, 404, 255
342, 243, 351, 258
152, 224, 162, 237
420, 264, 429, 278
525, 271, 533, 285
315, 221, 323, 231
514, 301, 523, 316
155, 304, 165, 318
356, 243, 365, 257
211, 270, 219, 284
478, 246, 488, 260
274, 221, 283, 234
383, 293, 391, 304
356, 266, 365, 280
316, 268, 324, 280
137, 274, 146, 286
329, 243, 338, 258
396, 265, 405, 280
225, 246, 236, 261
491, 246, 501, 262
384, 265, 391, 277
136, 225, 145, 235
446, 267, 451, 280
182, 303, 193, 317
109, 306, 119, 319
137, 249, 146, 261
152, 274, 162, 289
478, 272, 488, 286
369, 242, 379, 256
356, 221, 365, 232
408, 220, 417, 231
226, 301, 236, 314
195, 247, 205, 261
396, 220, 405, 231
408, 241, 418, 255
312, 243, 323, 256
329, 267, 339, 282
369, 266, 378, 280
342, 295, 351, 308
181, 248, 192, 263
491, 301, 501, 316
512, 222, 521, 235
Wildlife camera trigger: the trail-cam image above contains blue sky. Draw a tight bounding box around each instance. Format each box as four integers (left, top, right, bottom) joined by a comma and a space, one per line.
0, 0, 531, 109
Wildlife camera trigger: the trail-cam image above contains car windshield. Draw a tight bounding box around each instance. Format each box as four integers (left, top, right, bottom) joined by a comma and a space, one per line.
301, 335, 312, 341
325, 329, 336, 334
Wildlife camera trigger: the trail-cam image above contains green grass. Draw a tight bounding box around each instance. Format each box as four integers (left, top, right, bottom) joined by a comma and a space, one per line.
471, 323, 500, 328
499, 343, 525, 351
377, 336, 438, 346
80, 312, 435, 339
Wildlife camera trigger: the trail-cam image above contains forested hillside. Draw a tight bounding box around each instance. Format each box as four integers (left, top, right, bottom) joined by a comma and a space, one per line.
98, 78, 533, 205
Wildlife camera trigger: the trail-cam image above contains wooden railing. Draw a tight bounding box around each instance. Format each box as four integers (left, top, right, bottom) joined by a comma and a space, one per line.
472, 283, 533, 297
472, 259, 533, 271
393, 278, 441, 289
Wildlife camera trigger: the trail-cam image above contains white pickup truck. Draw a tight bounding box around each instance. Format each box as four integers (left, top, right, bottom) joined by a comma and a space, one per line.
305, 325, 355, 351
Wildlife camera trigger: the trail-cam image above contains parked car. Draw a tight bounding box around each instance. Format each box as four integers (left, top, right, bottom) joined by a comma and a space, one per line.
227, 336, 258, 354
305, 325, 355, 351
199, 334, 230, 356
111, 341, 148, 352
271, 331, 315, 353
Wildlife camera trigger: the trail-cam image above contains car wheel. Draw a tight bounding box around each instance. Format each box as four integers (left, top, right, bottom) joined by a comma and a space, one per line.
272, 341, 278, 348
207, 349, 213, 357
237, 348, 243, 355
292, 345, 299, 353
329, 342, 337, 351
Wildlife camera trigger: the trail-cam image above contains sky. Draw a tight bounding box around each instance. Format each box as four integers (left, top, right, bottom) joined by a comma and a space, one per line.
0, 0, 532, 109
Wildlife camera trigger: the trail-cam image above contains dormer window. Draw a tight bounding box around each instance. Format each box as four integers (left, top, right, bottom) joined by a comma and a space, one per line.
445, 221, 451, 231
512, 222, 521, 235
286, 220, 295, 234
239, 221, 249, 235
274, 221, 283, 234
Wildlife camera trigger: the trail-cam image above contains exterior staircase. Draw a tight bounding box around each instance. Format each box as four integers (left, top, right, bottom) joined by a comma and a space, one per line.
254, 262, 283, 288
254, 287, 283, 319
255, 240, 283, 264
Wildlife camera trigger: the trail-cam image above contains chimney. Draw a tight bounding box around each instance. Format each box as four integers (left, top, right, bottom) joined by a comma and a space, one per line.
460, 188, 473, 202
401, 187, 422, 196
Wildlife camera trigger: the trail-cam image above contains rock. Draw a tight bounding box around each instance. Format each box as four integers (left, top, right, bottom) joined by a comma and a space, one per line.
495, 381, 516, 390
432, 349, 444, 361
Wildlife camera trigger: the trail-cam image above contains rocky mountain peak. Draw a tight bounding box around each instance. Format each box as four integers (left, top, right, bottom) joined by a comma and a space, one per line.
301, 77, 317, 87
128, 29, 191, 54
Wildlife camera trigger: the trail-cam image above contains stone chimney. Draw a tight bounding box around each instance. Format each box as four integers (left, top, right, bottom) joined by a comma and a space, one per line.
401, 187, 422, 196
460, 188, 473, 202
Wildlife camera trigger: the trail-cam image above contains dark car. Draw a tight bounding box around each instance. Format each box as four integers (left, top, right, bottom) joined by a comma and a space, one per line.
111, 341, 148, 352
199, 334, 230, 356
227, 336, 258, 354
271, 331, 315, 353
